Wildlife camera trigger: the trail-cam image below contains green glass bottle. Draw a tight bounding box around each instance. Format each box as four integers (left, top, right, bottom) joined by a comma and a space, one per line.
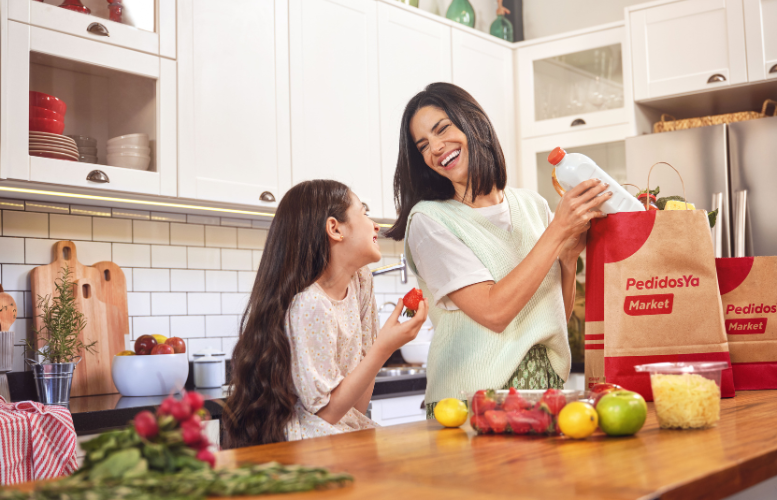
446, 0, 475, 28
490, 15, 514, 42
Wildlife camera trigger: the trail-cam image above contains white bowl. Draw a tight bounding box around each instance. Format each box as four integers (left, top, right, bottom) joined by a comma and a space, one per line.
107, 133, 149, 147
401, 340, 431, 365
107, 153, 150, 171
107, 147, 151, 156
112, 353, 189, 397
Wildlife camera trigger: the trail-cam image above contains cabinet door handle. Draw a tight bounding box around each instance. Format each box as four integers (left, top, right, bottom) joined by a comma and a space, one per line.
570, 118, 586, 127
87, 22, 110, 37
707, 73, 726, 83
86, 170, 110, 183
769, 64, 777, 74
259, 191, 275, 202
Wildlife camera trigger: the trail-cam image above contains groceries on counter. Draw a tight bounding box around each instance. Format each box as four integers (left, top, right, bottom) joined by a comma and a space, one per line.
547, 147, 646, 214
635, 186, 718, 227
466, 388, 581, 436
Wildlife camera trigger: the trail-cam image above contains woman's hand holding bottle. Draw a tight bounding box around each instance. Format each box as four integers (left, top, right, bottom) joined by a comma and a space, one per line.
550, 178, 611, 251
375, 299, 429, 355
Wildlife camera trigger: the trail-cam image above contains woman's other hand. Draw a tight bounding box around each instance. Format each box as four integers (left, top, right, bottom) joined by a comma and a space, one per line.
375, 299, 429, 354
551, 179, 610, 244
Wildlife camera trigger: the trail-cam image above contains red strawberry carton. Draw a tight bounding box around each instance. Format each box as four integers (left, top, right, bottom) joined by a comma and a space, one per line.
464, 388, 581, 436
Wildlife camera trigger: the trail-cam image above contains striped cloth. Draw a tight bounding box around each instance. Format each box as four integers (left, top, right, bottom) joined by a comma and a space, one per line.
0, 396, 78, 485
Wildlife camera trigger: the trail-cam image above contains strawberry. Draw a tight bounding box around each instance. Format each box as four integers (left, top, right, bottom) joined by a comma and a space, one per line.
402, 288, 423, 317
505, 410, 533, 434
539, 388, 567, 416
503, 387, 532, 412
525, 409, 553, 434
484, 410, 509, 434
470, 414, 491, 433
471, 389, 497, 415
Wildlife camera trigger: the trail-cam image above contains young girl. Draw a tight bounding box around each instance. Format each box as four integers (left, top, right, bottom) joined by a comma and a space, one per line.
224, 179, 428, 447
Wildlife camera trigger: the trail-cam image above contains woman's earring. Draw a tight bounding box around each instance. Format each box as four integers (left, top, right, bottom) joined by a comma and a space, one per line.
340, 235, 344, 241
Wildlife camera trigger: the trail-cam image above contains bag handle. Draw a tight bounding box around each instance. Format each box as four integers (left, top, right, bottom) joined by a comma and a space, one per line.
761, 99, 777, 117
659, 114, 676, 123
645, 162, 689, 211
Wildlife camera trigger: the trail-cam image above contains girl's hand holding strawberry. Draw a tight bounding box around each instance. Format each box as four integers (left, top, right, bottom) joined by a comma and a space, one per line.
375, 295, 429, 355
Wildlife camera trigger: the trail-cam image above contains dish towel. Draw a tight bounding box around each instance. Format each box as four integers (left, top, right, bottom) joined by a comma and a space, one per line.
0, 396, 78, 485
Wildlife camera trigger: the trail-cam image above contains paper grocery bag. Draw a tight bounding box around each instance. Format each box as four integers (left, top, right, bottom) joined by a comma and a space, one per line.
585, 210, 735, 400
716, 257, 777, 390
584, 217, 606, 390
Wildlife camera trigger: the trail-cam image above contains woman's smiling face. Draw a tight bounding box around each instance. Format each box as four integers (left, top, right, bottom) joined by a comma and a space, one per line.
409, 106, 469, 187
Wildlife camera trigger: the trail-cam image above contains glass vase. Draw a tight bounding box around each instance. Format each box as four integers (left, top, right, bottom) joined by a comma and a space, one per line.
446, 0, 475, 28
490, 15, 514, 42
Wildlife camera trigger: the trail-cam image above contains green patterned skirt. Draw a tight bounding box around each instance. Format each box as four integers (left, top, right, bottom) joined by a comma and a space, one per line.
425, 344, 564, 419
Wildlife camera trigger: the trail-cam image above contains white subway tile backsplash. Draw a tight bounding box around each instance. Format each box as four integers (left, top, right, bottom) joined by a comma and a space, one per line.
151, 212, 187, 223
252, 251, 263, 271
49, 215, 91, 240
10, 318, 30, 344
187, 215, 220, 226
151, 293, 187, 316
73, 241, 112, 265
205, 271, 237, 292
222, 336, 238, 357
237, 271, 254, 293
220, 217, 252, 228
132, 316, 169, 339
170, 224, 204, 247
205, 315, 240, 337
12, 345, 26, 372
71, 205, 112, 217
0, 237, 25, 264
187, 247, 220, 270
170, 316, 205, 339
5, 291, 24, 318
221, 249, 252, 271
133, 268, 170, 292
251, 219, 270, 229
113, 208, 150, 220
373, 275, 397, 294
3, 211, 48, 238
205, 226, 236, 248
113, 244, 151, 267
133, 221, 170, 245
221, 293, 249, 315
127, 292, 151, 316
25, 201, 69, 214
25, 238, 56, 265
93, 218, 132, 243
151, 245, 187, 269
187, 293, 221, 315
188, 338, 222, 360
237, 228, 267, 250
2, 265, 36, 291
122, 267, 133, 291
0, 199, 25, 211
378, 238, 396, 257
24, 292, 33, 318
171, 269, 205, 292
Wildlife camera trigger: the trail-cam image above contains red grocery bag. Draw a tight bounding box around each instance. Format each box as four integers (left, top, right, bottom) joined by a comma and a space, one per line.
584, 209, 735, 400
716, 257, 777, 390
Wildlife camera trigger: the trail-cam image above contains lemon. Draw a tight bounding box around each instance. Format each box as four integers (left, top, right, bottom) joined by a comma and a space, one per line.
152, 334, 168, 345
116, 350, 135, 356
558, 401, 598, 439
434, 398, 468, 428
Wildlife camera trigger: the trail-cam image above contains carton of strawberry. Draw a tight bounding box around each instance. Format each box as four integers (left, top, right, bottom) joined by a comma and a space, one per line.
402, 288, 424, 317
469, 388, 574, 436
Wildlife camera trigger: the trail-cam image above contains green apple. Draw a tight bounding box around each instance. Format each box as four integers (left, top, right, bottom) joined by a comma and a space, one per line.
596, 390, 647, 436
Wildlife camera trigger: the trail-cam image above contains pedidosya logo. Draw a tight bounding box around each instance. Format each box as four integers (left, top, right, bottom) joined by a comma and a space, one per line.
724, 303, 774, 334
623, 275, 700, 316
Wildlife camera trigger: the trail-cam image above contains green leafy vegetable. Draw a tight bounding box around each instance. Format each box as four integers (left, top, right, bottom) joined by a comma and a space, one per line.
708, 208, 719, 228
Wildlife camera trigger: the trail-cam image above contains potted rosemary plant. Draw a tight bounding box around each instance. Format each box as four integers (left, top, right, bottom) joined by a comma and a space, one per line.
26, 264, 97, 406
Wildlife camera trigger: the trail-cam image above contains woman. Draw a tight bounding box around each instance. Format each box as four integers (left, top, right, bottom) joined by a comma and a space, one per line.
385, 83, 611, 416
223, 180, 427, 447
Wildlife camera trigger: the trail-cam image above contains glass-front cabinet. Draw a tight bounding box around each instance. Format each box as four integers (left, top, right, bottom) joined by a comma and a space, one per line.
517, 22, 630, 138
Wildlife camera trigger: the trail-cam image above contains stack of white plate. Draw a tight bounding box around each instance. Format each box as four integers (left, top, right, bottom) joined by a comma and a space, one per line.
29, 131, 78, 161
107, 133, 150, 171
66, 134, 98, 163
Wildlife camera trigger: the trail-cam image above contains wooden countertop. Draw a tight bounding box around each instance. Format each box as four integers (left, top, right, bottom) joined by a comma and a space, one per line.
216, 390, 777, 500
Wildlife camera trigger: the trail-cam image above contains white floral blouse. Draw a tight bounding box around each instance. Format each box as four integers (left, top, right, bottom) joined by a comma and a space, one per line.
284, 266, 380, 441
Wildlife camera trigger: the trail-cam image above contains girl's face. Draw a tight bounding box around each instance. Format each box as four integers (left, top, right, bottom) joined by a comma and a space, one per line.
409, 106, 469, 187
340, 191, 381, 265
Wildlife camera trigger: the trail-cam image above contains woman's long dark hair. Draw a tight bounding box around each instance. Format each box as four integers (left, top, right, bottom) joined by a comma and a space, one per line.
222, 180, 352, 448
384, 82, 507, 240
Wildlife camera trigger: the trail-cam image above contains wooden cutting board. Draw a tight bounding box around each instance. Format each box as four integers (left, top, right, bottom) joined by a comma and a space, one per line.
30, 241, 129, 397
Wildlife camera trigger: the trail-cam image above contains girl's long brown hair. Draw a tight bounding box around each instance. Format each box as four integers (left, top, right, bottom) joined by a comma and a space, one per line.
385, 82, 507, 240
222, 180, 352, 448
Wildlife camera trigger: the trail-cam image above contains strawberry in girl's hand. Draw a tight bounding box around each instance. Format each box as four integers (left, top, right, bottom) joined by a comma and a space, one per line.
402, 288, 424, 317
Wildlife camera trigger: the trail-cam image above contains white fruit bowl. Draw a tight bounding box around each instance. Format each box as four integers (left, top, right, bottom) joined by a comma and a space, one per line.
401, 341, 431, 365
112, 353, 189, 397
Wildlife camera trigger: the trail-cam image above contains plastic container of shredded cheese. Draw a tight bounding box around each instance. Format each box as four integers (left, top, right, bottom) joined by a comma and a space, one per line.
635, 362, 727, 430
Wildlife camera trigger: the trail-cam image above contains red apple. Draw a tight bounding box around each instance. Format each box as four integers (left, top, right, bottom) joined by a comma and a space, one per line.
165, 336, 186, 354
134, 335, 158, 355
151, 344, 174, 355
589, 383, 622, 407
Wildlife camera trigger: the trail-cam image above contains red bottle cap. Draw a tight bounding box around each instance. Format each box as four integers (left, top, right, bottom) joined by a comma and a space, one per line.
547, 147, 566, 166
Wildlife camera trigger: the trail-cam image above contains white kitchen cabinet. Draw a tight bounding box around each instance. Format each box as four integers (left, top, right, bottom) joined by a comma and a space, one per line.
0, 22, 177, 197
451, 27, 516, 184
517, 23, 630, 139
177, 0, 291, 208
743, 0, 777, 81
289, 0, 384, 218
377, 2, 452, 217
628, 0, 748, 101
369, 393, 426, 426
9, 0, 175, 58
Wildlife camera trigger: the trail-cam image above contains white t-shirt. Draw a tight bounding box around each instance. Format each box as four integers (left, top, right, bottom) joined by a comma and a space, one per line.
408, 194, 552, 311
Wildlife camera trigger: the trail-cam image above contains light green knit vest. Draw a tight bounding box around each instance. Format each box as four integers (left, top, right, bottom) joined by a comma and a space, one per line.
404, 187, 571, 404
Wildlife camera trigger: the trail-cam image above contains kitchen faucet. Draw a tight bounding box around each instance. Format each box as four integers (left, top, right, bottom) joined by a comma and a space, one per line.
371, 254, 407, 284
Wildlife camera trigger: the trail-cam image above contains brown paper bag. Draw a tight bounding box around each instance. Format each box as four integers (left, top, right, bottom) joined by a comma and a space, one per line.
716, 257, 777, 390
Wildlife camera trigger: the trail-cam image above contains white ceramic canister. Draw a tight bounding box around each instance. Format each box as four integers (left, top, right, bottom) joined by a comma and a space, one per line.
192, 348, 226, 388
